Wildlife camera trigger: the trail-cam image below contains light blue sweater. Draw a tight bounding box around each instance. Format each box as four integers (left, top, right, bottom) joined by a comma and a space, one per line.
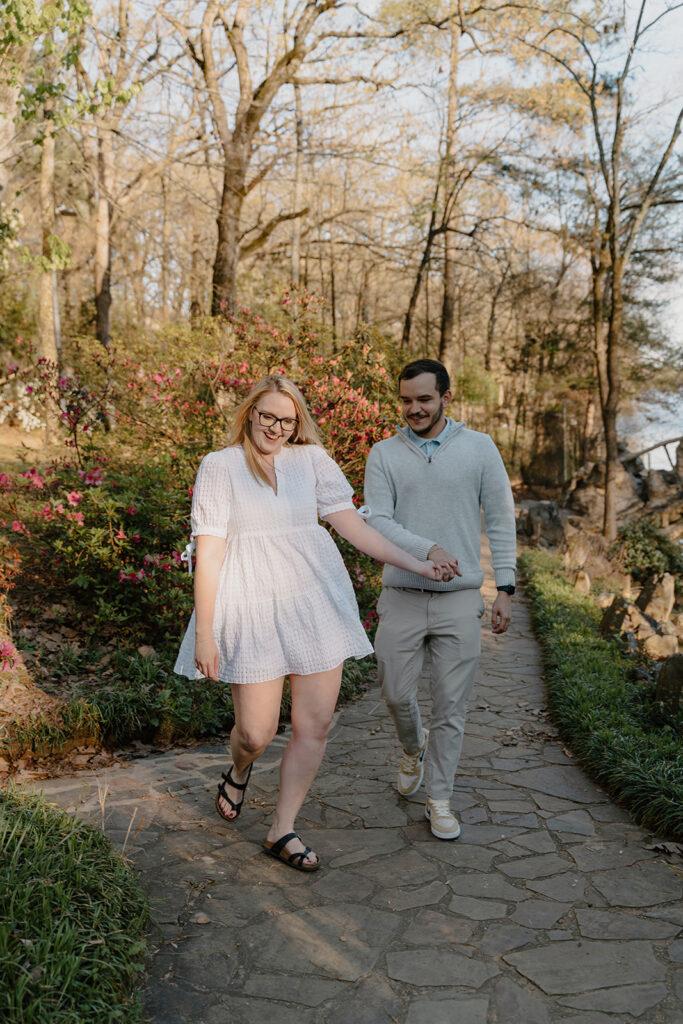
364, 420, 517, 592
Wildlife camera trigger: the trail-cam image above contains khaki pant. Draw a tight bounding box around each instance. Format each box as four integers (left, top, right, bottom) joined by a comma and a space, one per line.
374, 587, 485, 800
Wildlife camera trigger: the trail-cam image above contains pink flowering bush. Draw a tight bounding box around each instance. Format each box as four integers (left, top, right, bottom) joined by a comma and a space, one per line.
2, 289, 399, 655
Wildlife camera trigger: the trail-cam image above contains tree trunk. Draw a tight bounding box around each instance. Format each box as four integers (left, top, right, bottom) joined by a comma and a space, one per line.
211, 162, 245, 315
438, 8, 459, 362
0, 38, 30, 218
290, 82, 304, 285
402, 196, 438, 350
189, 228, 202, 322
95, 126, 113, 348
39, 108, 60, 443
602, 262, 623, 542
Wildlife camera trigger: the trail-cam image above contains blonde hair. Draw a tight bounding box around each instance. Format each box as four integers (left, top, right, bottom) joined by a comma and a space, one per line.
227, 374, 323, 488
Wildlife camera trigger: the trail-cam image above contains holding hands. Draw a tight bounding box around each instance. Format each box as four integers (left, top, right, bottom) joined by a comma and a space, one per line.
427, 545, 462, 583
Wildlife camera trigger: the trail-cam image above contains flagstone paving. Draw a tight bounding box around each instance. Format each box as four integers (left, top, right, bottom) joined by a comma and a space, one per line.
29, 567, 683, 1024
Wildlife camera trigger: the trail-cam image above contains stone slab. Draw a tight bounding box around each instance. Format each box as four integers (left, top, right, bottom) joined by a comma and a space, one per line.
499, 853, 571, 879
449, 896, 509, 921
241, 903, 400, 982
576, 908, 680, 940
397, 909, 476, 946
492, 976, 551, 1024
406, 997, 489, 1024
559, 982, 668, 1018
511, 900, 572, 929
504, 940, 666, 995
387, 949, 499, 989
448, 872, 528, 902
510, 766, 605, 804
591, 863, 682, 907
478, 921, 537, 955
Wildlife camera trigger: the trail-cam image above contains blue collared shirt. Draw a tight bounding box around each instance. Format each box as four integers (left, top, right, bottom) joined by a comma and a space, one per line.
406, 417, 454, 460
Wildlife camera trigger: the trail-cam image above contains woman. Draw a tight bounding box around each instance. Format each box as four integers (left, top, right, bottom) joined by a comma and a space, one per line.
174, 375, 452, 872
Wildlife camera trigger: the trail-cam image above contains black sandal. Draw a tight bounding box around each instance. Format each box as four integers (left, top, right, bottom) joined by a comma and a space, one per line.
262, 832, 320, 872
215, 763, 253, 822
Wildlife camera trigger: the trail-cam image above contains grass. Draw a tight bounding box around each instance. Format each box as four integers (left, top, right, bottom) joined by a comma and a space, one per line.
0, 784, 149, 1024
520, 549, 683, 840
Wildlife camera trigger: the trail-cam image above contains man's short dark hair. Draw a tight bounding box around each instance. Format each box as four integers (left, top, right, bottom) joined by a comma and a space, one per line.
398, 359, 450, 397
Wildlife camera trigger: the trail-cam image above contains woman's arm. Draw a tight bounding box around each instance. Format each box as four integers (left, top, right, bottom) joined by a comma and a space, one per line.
324, 509, 460, 581
193, 534, 226, 680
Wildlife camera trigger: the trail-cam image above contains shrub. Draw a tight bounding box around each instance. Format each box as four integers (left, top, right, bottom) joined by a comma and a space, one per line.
610, 517, 683, 583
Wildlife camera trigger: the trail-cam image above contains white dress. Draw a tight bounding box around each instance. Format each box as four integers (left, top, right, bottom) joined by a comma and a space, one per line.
174, 443, 373, 684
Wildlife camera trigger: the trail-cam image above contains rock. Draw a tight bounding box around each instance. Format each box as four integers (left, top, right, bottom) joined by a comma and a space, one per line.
671, 610, 683, 638
595, 592, 615, 609
137, 645, 157, 659
600, 596, 629, 638
566, 484, 603, 521
516, 501, 566, 548
562, 527, 612, 577
646, 468, 679, 503
574, 571, 591, 595
643, 632, 678, 660
654, 654, 683, 714
637, 574, 675, 622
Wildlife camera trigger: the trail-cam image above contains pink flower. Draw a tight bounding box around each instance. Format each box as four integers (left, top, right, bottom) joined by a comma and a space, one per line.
0, 640, 16, 671
115, 528, 126, 540
12, 520, 28, 534
127, 505, 137, 515
69, 511, 85, 525
131, 534, 141, 543
67, 491, 83, 506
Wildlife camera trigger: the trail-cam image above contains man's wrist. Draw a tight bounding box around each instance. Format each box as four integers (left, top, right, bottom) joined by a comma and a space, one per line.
496, 585, 515, 596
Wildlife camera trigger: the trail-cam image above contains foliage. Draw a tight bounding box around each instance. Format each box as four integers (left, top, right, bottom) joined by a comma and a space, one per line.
610, 517, 683, 583
0, 784, 148, 1024
520, 549, 683, 840
1, 292, 389, 754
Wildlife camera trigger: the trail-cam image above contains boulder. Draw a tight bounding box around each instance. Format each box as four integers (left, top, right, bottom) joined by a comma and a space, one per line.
645, 631, 679, 660
516, 500, 566, 548
566, 462, 644, 519
655, 653, 683, 714
636, 574, 675, 623
574, 570, 591, 595
596, 592, 616, 610
646, 469, 679, 503
600, 596, 677, 658
600, 596, 630, 638
563, 527, 613, 578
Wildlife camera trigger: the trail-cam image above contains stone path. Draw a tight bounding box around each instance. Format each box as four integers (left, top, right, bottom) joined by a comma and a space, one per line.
31, 569, 683, 1024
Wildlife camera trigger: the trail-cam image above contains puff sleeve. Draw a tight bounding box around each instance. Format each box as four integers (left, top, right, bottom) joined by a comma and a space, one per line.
190, 453, 231, 539
309, 446, 355, 519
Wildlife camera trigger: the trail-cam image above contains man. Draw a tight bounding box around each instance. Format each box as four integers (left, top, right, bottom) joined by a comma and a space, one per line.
364, 358, 516, 840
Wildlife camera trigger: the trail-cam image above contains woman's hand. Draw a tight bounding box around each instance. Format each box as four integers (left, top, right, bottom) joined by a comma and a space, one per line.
417, 559, 444, 581
195, 636, 219, 680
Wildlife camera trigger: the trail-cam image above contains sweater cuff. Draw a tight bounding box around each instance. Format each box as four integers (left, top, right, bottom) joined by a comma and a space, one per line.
494, 568, 517, 589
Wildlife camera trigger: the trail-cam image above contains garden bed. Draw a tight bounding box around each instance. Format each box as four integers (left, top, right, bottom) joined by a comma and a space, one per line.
520, 549, 683, 840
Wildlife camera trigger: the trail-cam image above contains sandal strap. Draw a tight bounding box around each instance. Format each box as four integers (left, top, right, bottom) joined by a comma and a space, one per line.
288, 846, 312, 867
268, 832, 300, 857
216, 779, 240, 811
221, 763, 252, 791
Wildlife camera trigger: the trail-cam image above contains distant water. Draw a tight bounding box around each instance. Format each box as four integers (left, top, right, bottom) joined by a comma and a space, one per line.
618, 392, 682, 470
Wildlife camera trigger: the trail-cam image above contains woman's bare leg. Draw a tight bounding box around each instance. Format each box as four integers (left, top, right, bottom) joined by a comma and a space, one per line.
265, 664, 343, 865
217, 676, 284, 819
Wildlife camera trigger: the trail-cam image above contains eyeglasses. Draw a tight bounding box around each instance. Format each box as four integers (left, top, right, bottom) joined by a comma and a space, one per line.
254, 409, 298, 432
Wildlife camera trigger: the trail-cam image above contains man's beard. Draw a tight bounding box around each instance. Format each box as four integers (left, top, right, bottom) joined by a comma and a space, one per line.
409, 401, 444, 436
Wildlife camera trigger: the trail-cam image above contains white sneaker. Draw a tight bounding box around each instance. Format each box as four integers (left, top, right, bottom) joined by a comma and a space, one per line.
425, 798, 461, 840
397, 729, 429, 796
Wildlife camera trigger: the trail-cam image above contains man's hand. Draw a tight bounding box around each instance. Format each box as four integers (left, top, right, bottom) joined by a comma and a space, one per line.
427, 545, 462, 582
491, 592, 512, 634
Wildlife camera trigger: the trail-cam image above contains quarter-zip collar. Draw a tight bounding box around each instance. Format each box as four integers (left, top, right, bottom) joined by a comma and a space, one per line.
396, 418, 466, 462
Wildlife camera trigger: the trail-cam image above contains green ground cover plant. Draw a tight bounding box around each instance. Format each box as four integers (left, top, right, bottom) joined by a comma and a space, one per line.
0, 785, 149, 1024
520, 549, 683, 839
